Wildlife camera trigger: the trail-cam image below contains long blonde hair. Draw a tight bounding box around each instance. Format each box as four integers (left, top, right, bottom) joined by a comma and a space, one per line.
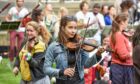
26, 21, 51, 44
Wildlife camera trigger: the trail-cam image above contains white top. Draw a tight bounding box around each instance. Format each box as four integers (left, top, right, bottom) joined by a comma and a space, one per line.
8, 6, 29, 32
75, 11, 104, 45
75, 11, 96, 25
91, 13, 105, 45
94, 13, 105, 28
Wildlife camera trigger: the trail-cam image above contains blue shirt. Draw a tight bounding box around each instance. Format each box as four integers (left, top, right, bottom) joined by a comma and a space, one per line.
104, 15, 112, 26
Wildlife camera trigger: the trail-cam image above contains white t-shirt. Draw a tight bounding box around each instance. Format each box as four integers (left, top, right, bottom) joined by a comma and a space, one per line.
91, 13, 105, 45
75, 11, 103, 45
75, 11, 96, 25
8, 6, 29, 32
94, 13, 106, 28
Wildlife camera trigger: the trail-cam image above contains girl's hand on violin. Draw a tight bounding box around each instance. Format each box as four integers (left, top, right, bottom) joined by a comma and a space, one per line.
28, 40, 35, 49
64, 68, 75, 77
96, 47, 105, 56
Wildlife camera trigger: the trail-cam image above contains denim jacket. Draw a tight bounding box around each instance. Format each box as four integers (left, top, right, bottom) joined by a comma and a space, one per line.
43, 42, 97, 80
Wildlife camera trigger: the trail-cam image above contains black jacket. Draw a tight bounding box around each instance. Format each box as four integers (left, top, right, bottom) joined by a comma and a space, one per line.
14, 41, 46, 81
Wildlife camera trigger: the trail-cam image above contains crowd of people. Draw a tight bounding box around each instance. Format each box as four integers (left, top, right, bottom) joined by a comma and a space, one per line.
3, 0, 140, 84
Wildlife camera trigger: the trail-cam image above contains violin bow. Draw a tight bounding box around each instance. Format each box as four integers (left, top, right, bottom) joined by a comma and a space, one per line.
0, 3, 11, 14
74, 18, 91, 69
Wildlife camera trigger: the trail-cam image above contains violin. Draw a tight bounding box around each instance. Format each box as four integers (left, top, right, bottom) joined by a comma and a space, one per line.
122, 28, 135, 37
66, 35, 114, 53
65, 35, 97, 52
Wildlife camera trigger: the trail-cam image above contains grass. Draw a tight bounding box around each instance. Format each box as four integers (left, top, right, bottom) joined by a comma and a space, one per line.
0, 58, 20, 84
0, 58, 56, 84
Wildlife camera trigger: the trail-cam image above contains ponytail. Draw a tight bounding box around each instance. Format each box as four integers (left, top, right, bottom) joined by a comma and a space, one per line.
39, 25, 52, 45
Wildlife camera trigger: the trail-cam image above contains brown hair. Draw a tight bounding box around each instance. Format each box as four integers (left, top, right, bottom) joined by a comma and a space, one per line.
101, 4, 108, 14
16, 0, 24, 2
108, 5, 114, 10
80, 1, 88, 10
26, 21, 51, 44
111, 13, 128, 45
120, 0, 133, 12
58, 16, 77, 45
31, 9, 43, 22
93, 3, 100, 9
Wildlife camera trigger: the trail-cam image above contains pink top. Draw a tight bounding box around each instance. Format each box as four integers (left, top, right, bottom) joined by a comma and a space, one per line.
110, 32, 133, 65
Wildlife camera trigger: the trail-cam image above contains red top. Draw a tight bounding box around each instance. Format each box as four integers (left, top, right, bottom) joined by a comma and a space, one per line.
110, 32, 133, 65
21, 17, 32, 27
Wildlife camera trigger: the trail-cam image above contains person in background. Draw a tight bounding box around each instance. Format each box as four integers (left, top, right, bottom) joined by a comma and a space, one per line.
136, 0, 140, 22
31, 9, 52, 43
101, 35, 111, 84
120, 0, 134, 24
31, 9, 45, 26
101, 5, 109, 16
58, 7, 69, 19
75, 1, 96, 29
129, 0, 138, 24
92, 3, 105, 45
13, 21, 51, 84
52, 6, 69, 40
120, 0, 133, 15
44, 3, 57, 40
110, 13, 134, 84
104, 5, 116, 26
114, 0, 123, 14
5, 0, 29, 65
75, 2, 97, 84
93, 34, 111, 84
43, 15, 100, 84
92, 3, 105, 29
132, 25, 140, 84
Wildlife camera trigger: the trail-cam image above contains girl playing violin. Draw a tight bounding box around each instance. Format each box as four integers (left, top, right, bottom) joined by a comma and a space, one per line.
13, 21, 51, 84
110, 13, 134, 84
43, 15, 99, 84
